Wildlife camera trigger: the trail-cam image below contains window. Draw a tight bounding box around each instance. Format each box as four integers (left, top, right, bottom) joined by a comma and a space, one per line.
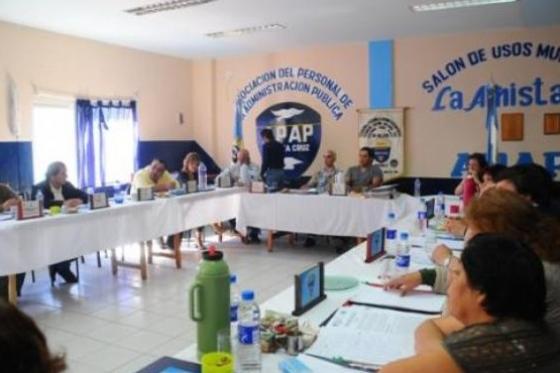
102, 117, 137, 185
32, 99, 78, 185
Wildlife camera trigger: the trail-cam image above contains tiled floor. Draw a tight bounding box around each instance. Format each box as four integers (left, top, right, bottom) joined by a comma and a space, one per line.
17, 232, 338, 373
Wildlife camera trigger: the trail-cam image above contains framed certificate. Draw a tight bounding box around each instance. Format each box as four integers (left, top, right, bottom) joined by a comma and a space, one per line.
16, 200, 43, 220
89, 192, 109, 210
365, 227, 386, 263
136, 187, 154, 201
293, 262, 326, 316
250, 181, 266, 193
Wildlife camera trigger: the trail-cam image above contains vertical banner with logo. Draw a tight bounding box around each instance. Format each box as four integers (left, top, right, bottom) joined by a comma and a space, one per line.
358, 108, 405, 180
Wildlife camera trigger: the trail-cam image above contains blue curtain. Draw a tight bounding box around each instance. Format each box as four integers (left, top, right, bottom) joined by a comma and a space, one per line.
76, 99, 138, 188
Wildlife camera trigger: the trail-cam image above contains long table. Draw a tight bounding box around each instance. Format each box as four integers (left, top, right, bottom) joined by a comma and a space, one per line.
175, 212, 441, 371
0, 189, 420, 304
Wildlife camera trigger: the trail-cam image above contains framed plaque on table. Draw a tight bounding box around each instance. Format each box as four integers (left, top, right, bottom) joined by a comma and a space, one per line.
135, 187, 154, 201
89, 192, 109, 210
217, 174, 232, 188
186, 180, 198, 193
16, 200, 43, 220
329, 183, 347, 196
250, 181, 266, 193
293, 262, 326, 316
365, 227, 386, 263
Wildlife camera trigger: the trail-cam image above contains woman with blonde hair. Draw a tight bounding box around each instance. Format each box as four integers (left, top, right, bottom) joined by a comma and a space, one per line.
385, 188, 560, 337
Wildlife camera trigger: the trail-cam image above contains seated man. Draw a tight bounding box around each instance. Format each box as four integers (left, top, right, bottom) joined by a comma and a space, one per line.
33, 161, 89, 285
217, 148, 261, 187
345, 147, 383, 193
216, 149, 262, 243
381, 234, 560, 372
302, 149, 341, 192
131, 158, 178, 193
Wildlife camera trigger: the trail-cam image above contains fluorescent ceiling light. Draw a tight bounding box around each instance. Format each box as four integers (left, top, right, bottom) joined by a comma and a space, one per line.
411, 0, 517, 12
124, 0, 217, 16
206, 23, 286, 38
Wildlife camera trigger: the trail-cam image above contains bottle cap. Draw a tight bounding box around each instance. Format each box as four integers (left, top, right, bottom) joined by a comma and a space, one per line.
241, 290, 254, 301
202, 245, 223, 261
399, 232, 409, 240
230, 274, 237, 284
388, 212, 396, 219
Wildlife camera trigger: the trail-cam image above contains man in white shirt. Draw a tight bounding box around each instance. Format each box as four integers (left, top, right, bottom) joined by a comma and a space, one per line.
217, 149, 261, 243
217, 149, 261, 186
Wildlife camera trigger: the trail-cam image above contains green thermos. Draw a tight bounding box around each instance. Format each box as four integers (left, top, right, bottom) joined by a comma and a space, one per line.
189, 245, 231, 358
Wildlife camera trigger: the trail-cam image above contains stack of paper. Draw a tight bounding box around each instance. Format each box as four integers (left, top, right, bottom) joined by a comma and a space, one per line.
306, 305, 431, 366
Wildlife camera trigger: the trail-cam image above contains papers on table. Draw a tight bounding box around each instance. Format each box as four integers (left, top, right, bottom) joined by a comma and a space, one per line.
306, 305, 431, 367
286, 188, 318, 195
0, 213, 14, 222
349, 284, 446, 314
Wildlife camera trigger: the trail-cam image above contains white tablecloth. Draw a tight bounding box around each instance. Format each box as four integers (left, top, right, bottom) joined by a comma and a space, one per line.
236, 192, 420, 237
0, 188, 242, 276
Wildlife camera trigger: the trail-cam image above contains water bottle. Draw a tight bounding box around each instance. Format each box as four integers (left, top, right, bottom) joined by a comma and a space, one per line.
114, 181, 124, 204
198, 162, 207, 191
395, 232, 411, 273
230, 274, 241, 337
237, 290, 261, 372
86, 186, 95, 195
189, 245, 230, 358
417, 198, 428, 235
414, 178, 421, 197
435, 191, 445, 222
35, 189, 44, 207
385, 211, 398, 254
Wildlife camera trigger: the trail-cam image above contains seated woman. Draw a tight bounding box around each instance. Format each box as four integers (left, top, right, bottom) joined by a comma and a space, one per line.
381, 234, 560, 373
33, 161, 88, 285
171, 152, 205, 249
385, 188, 560, 339
0, 300, 66, 372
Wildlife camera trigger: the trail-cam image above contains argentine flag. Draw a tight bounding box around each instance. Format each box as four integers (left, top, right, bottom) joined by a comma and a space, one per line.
485, 84, 499, 165
232, 99, 244, 162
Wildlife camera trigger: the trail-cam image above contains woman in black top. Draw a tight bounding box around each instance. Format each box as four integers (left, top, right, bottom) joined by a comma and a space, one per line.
381, 234, 560, 373
32, 162, 87, 285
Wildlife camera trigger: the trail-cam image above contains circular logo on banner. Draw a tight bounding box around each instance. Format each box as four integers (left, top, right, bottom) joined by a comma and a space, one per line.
359, 117, 402, 165
256, 102, 321, 180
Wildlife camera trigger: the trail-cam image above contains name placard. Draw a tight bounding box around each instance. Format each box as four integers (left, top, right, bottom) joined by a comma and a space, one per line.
293, 262, 326, 316
250, 181, 266, 194
16, 200, 43, 220
186, 180, 198, 194
330, 183, 347, 196
90, 192, 110, 210
218, 174, 232, 188
365, 227, 386, 263
136, 187, 154, 201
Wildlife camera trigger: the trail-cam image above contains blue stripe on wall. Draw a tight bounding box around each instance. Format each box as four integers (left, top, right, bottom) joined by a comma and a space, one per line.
0, 140, 220, 192
0, 141, 33, 191
368, 40, 394, 109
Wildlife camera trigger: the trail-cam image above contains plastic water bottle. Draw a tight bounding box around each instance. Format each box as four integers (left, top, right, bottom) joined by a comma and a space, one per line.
435, 191, 445, 222
35, 189, 44, 206
395, 232, 411, 273
414, 178, 421, 197
114, 181, 124, 204
230, 274, 241, 338
198, 162, 207, 191
417, 199, 428, 235
385, 211, 398, 254
86, 186, 94, 196
237, 290, 261, 372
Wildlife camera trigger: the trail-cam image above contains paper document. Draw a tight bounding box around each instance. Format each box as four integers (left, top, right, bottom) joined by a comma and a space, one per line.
350, 284, 445, 314
306, 305, 430, 366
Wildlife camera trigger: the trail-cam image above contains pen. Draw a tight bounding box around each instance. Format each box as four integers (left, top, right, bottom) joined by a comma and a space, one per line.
363, 281, 435, 294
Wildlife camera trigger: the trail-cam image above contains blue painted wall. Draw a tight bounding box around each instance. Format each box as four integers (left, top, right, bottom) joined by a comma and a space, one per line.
0, 142, 33, 192
368, 40, 394, 109
0, 140, 220, 192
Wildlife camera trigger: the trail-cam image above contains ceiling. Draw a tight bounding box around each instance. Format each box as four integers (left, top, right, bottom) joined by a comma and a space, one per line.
0, 0, 558, 59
